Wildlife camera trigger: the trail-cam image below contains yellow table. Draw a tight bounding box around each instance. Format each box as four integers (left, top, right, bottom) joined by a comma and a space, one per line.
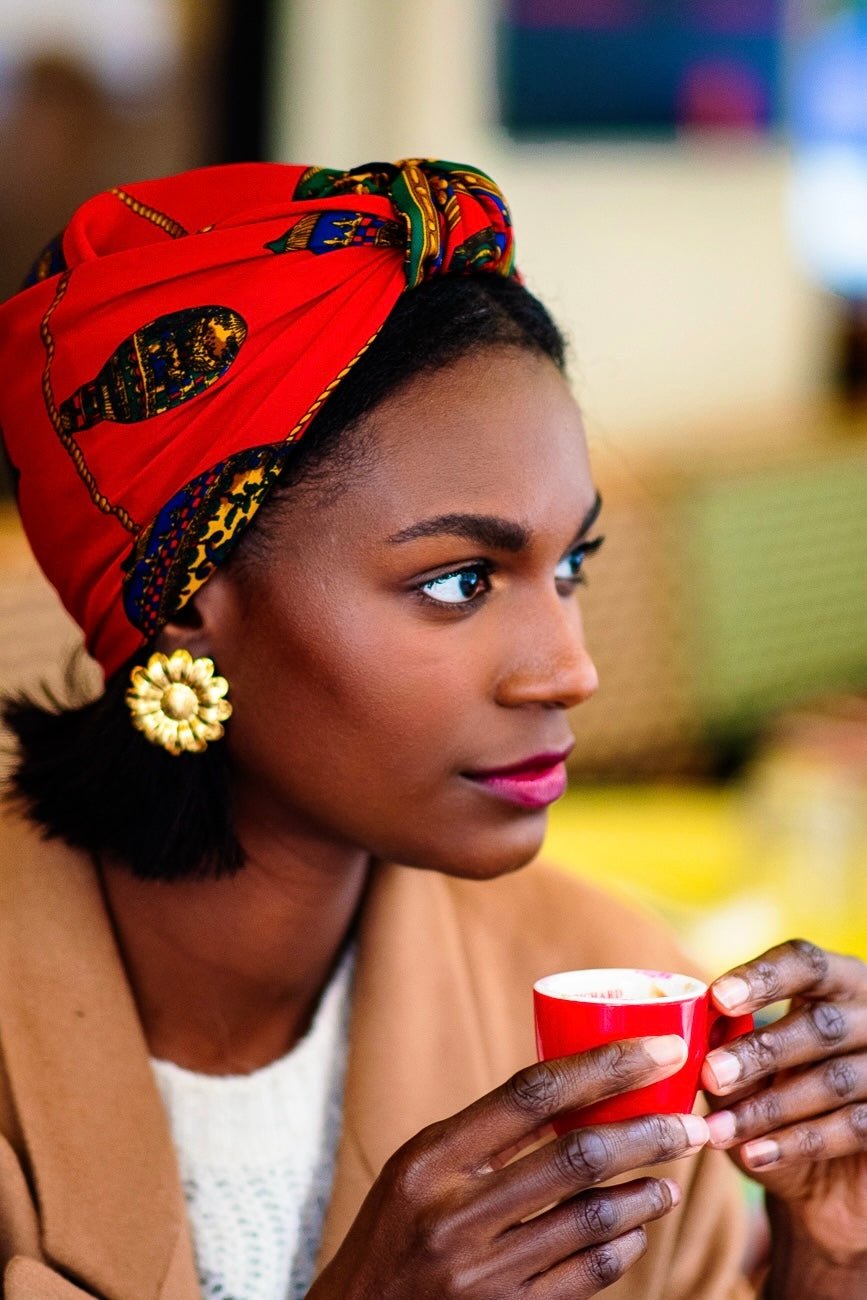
544, 782, 867, 975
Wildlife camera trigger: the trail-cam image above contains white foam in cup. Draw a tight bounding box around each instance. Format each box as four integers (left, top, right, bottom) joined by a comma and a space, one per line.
534, 968, 707, 1004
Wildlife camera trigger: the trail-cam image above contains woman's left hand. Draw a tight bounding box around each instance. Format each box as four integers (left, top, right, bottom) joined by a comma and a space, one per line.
700, 939, 867, 1270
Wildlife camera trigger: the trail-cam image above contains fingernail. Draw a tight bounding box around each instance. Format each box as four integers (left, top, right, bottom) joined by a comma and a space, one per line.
742, 1138, 780, 1168
662, 1178, 682, 1207
713, 976, 750, 1011
705, 1110, 737, 1145
704, 1050, 741, 1090
680, 1114, 710, 1147
646, 1035, 687, 1066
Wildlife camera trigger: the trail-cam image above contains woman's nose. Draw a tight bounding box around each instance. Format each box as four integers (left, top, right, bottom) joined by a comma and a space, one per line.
494, 598, 599, 710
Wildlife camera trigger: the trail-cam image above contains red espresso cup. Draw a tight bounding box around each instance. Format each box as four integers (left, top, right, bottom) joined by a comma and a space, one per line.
534, 968, 754, 1134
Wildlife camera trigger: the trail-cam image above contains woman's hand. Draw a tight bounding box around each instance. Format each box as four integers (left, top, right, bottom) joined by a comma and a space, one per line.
309, 1035, 709, 1299
701, 939, 867, 1287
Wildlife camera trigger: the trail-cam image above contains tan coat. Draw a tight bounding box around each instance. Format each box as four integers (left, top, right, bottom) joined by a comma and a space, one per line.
0, 812, 754, 1299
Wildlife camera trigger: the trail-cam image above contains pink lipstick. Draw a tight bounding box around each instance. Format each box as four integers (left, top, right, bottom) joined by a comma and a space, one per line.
464, 749, 571, 811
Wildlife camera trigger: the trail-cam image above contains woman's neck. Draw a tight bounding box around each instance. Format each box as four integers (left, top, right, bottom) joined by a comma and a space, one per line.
99, 821, 371, 1075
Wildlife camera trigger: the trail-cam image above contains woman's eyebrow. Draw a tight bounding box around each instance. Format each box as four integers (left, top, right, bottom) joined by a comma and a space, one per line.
387, 513, 529, 551
386, 492, 602, 551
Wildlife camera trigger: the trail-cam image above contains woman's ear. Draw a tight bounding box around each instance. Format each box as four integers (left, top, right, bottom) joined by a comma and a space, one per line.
154, 567, 237, 662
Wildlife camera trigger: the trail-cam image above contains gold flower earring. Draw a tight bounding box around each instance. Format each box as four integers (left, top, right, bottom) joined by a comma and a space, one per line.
126, 649, 232, 755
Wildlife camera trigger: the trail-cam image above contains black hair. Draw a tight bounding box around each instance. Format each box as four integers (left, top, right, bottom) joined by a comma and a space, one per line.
2, 273, 568, 881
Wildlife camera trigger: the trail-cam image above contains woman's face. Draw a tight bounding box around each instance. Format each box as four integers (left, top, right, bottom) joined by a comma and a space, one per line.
194, 346, 601, 879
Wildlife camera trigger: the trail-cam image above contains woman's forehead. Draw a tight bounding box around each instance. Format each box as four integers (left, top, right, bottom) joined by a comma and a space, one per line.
355, 348, 593, 527
252, 348, 594, 561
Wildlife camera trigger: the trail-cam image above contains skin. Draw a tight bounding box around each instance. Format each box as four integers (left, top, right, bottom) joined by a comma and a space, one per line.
703, 944, 867, 1295
99, 346, 867, 1296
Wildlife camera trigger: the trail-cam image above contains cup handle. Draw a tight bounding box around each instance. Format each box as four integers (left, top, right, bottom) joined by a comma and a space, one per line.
706, 993, 754, 1052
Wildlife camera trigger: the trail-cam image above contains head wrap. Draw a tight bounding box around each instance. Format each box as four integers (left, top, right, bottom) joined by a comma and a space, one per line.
0, 159, 516, 678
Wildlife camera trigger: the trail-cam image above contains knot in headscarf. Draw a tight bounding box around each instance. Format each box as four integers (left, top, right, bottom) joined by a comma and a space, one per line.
0, 159, 516, 677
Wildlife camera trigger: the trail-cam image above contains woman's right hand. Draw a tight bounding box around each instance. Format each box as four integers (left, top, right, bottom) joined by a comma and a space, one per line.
308, 1034, 709, 1299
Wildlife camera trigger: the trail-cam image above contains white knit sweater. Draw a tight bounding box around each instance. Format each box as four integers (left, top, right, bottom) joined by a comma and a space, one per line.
151, 947, 354, 1300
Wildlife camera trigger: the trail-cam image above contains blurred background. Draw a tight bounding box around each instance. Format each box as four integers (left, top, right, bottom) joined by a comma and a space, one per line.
0, 0, 865, 977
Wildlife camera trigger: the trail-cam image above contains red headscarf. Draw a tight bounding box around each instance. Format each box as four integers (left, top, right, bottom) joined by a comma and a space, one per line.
0, 159, 516, 677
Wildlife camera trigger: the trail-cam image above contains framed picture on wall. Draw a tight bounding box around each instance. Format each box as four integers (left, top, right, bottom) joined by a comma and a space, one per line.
498, 0, 786, 137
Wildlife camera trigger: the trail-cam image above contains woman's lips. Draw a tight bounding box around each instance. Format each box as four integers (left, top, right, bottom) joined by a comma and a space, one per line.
463, 749, 571, 811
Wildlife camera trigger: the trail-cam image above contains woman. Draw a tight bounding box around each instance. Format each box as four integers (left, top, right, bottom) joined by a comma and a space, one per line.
0, 160, 864, 1300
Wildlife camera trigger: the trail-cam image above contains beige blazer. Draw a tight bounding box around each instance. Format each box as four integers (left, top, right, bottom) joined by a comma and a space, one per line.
0, 812, 754, 1299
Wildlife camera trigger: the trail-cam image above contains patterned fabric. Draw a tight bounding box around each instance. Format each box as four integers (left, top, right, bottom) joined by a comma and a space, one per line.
0, 160, 516, 676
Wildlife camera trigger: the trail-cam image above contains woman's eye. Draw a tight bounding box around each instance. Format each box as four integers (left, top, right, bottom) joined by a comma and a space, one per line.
418, 566, 490, 605
554, 547, 589, 584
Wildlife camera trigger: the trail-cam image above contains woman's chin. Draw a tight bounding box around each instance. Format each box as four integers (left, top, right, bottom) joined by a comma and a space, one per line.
398, 812, 549, 882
